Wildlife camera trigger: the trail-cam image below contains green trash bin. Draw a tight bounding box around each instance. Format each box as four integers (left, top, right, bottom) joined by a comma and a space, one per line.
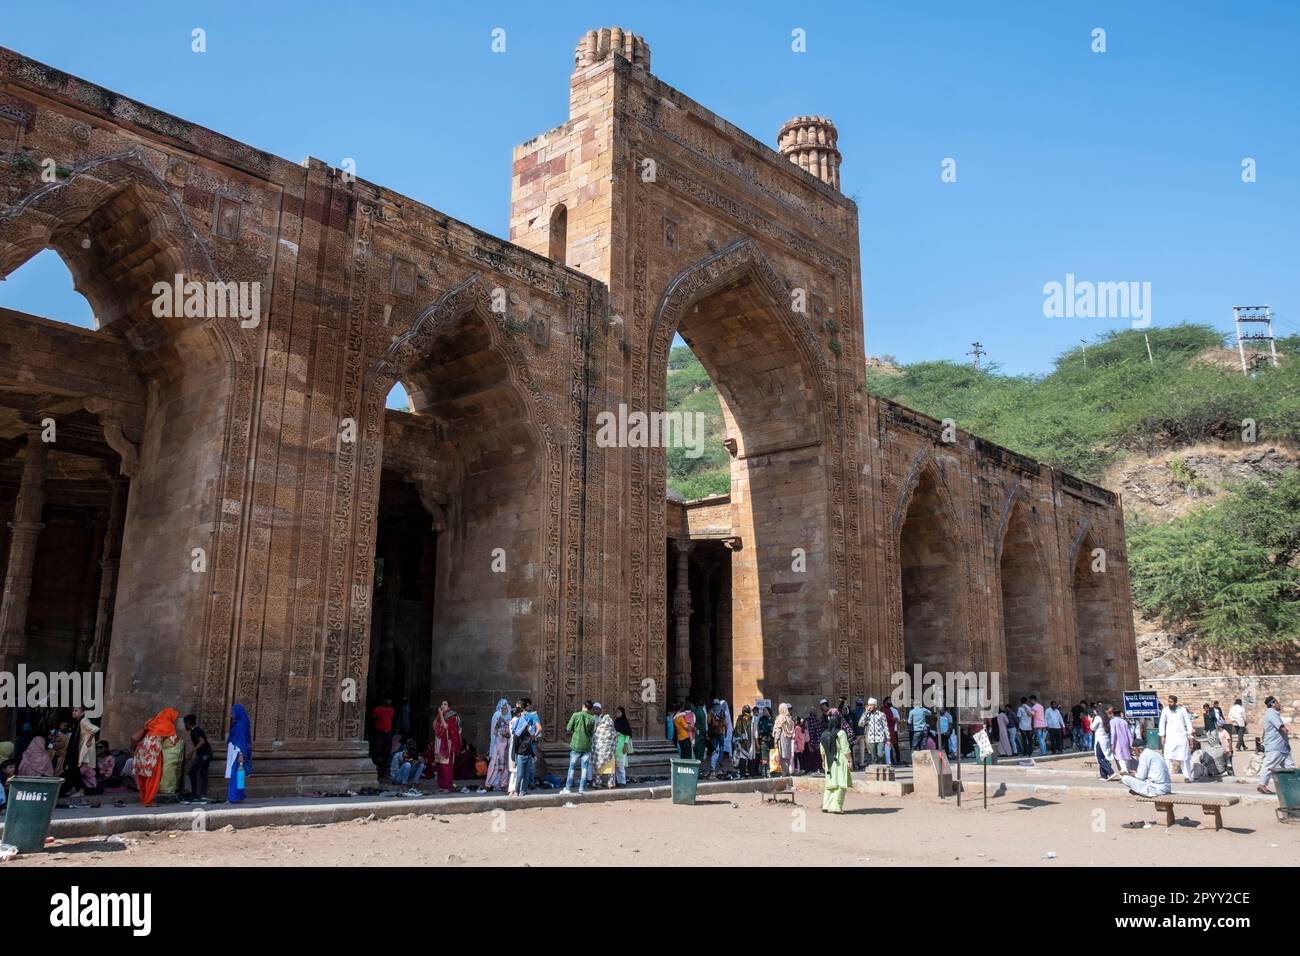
1273, 769, 1300, 821
670, 758, 700, 805
1144, 728, 1160, 750
3, 776, 62, 852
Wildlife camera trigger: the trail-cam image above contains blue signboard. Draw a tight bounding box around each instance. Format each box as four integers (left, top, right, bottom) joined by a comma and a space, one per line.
1123, 691, 1160, 719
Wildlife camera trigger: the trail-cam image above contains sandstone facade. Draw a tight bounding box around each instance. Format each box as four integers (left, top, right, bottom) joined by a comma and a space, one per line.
0, 31, 1137, 793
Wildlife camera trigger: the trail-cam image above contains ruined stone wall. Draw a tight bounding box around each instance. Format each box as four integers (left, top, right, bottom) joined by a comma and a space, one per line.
0, 34, 1140, 791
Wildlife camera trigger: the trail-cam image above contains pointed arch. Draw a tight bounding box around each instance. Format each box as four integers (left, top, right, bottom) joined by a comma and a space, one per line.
352, 272, 563, 735
890, 449, 974, 678
639, 236, 847, 712
0, 148, 254, 739
997, 490, 1053, 702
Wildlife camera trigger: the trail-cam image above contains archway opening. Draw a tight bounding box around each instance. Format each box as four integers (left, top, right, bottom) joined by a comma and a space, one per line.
547, 204, 567, 265
1073, 537, 1114, 700
371, 307, 542, 761
657, 271, 827, 712
1000, 499, 1051, 702
0, 248, 95, 329
898, 465, 967, 679
0, 180, 235, 744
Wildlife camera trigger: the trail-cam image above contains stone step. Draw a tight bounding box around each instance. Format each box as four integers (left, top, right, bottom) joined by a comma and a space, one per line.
538, 738, 679, 782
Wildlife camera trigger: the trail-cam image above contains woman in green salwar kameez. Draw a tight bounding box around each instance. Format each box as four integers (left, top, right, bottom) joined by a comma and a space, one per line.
159, 733, 183, 796
819, 711, 852, 813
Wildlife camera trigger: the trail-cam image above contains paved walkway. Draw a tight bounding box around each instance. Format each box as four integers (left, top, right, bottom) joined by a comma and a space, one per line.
2, 775, 786, 839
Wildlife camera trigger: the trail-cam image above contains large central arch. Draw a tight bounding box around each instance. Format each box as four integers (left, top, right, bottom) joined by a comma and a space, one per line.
643, 239, 840, 716
359, 275, 561, 742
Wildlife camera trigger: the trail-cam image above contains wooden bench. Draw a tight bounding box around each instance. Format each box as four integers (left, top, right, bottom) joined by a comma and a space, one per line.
1139, 794, 1240, 831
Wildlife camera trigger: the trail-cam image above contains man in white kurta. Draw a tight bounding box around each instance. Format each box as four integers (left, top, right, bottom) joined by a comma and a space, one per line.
1122, 746, 1173, 798
1158, 696, 1195, 781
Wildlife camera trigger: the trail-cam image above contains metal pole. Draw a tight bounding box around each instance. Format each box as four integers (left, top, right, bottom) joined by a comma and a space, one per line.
1144, 333, 1153, 363
955, 700, 961, 807
983, 749, 988, 810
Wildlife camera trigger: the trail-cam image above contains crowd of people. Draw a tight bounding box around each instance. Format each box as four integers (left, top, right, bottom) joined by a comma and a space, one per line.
5, 686, 1290, 816
0, 703, 252, 812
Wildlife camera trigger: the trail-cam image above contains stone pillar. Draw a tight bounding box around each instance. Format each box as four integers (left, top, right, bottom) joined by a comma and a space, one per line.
697, 565, 714, 701
74, 510, 107, 669
0, 429, 48, 735
89, 477, 128, 671
671, 538, 693, 703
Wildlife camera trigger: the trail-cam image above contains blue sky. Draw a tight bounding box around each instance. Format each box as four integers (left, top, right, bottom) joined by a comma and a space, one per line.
2, 0, 1297, 374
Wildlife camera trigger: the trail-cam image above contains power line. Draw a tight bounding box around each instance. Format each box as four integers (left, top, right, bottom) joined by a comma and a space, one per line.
965, 341, 986, 369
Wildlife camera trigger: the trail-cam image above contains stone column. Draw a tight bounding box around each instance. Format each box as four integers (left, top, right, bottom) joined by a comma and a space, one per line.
74, 511, 107, 669
89, 477, 128, 671
0, 429, 49, 736
0, 431, 49, 659
670, 538, 693, 703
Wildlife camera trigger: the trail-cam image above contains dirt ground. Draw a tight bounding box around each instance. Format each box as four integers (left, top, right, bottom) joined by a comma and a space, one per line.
14, 788, 1299, 867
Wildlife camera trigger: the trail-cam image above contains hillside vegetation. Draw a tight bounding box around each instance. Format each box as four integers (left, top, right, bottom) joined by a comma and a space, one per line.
865, 324, 1300, 482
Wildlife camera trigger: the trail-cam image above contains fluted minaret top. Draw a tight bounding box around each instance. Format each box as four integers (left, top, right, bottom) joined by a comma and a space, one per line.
575, 27, 651, 71
777, 115, 842, 191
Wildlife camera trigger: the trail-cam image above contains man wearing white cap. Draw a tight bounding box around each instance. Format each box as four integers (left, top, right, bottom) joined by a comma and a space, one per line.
862, 698, 888, 767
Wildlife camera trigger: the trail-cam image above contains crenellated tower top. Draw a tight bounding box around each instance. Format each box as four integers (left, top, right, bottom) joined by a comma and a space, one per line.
574, 27, 651, 71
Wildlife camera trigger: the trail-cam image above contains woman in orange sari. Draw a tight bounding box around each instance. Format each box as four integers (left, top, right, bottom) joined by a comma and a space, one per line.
132, 707, 178, 807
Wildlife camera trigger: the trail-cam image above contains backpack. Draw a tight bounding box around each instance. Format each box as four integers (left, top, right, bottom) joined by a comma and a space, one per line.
515, 730, 536, 758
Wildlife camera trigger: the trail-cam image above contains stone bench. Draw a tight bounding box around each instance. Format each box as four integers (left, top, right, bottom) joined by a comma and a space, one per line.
1139, 793, 1240, 831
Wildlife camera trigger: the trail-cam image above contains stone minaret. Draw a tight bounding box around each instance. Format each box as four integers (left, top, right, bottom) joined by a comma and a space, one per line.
777, 115, 842, 191
574, 27, 651, 71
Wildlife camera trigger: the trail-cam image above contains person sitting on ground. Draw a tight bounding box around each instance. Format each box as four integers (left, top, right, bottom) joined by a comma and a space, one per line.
392, 738, 424, 788
1121, 743, 1172, 798
387, 734, 407, 780
17, 736, 54, 777
96, 741, 119, 788
1185, 737, 1217, 782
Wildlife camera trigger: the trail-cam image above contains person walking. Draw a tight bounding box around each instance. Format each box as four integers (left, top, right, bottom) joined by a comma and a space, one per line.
773, 703, 796, 775
732, 705, 758, 777
1159, 695, 1195, 782
561, 700, 596, 795
1228, 699, 1247, 751
819, 710, 852, 814
225, 703, 252, 804
1030, 696, 1047, 755
1257, 696, 1295, 795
